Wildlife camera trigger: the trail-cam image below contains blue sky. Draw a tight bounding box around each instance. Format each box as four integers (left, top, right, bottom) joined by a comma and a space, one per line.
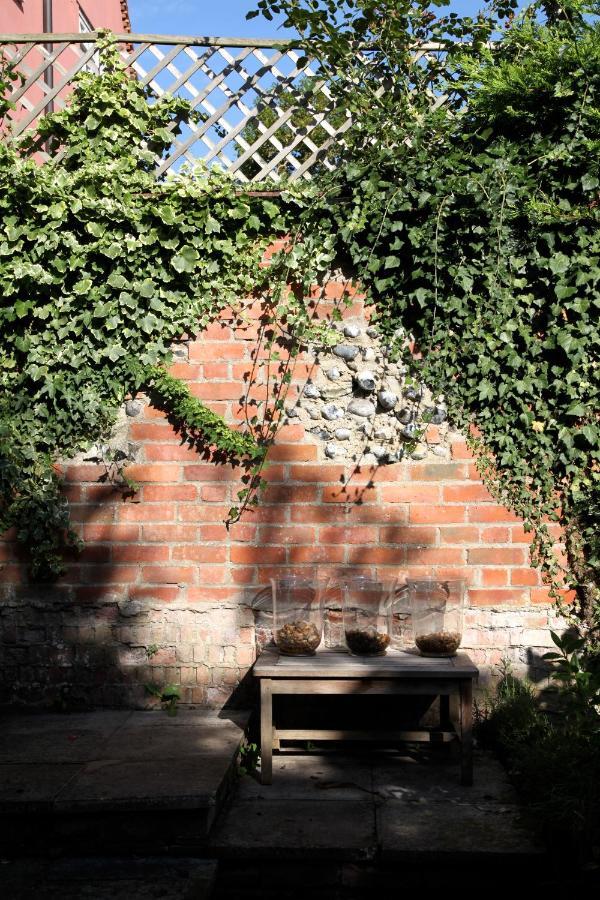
128, 2, 497, 37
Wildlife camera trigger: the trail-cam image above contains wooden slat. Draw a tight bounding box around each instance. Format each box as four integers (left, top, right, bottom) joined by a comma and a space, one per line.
254, 648, 478, 678
274, 728, 456, 742
0, 33, 298, 48
270, 679, 456, 695
12, 43, 98, 135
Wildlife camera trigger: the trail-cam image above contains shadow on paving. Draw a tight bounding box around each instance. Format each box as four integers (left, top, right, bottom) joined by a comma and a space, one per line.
0, 709, 249, 856
210, 745, 540, 861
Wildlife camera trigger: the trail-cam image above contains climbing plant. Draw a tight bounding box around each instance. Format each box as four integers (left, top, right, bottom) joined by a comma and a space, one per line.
254, 0, 600, 637
0, 38, 324, 578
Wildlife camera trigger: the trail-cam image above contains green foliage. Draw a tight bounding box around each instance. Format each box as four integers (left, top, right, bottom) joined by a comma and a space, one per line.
543, 630, 600, 728
238, 741, 261, 775
258, 0, 600, 635
476, 656, 600, 862
474, 660, 549, 757
145, 681, 181, 716
0, 39, 293, 577
148, 368, 260, 461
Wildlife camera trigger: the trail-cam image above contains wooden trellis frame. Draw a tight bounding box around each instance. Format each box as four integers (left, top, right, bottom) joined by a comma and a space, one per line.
0, 32, 448, 181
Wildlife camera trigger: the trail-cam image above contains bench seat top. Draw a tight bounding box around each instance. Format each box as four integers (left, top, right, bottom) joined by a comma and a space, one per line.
253, 647, 478, 679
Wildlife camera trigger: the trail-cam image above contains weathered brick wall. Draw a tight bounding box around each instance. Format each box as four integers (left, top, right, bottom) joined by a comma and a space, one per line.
0, 277, 568, 709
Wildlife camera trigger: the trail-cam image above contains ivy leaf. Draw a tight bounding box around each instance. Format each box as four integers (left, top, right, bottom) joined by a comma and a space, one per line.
549, 253, 570, 275
107, 272, 126, 289
172, 246, 198, 273
581, 174, 599, 192
205, 215, 221, 234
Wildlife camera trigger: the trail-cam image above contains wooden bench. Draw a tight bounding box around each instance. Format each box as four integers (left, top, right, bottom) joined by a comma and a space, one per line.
253, 648, 479, 786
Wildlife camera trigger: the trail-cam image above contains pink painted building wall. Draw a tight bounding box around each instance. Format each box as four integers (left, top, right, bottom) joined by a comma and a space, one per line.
1, 1, 129, 34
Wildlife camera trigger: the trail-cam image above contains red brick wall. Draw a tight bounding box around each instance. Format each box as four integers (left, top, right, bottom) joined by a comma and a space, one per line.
0, 280, 567, 708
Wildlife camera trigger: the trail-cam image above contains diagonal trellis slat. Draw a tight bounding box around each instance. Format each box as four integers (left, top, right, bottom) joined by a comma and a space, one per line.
0, 32, 449, 182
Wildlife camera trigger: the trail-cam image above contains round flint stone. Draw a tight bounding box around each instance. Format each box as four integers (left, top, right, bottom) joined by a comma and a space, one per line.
303, 383, 320, 399
377, 390, 398, 411
370, 444, 388, 460
355, 370, 377, 392
428, 405, 447, 425
361, 346, 376, 361
334, 427, 352, 441
325, 442, 346, 459
347, 398, 376, 418
343, 323, 361, 338
333, 344, 359, 362
396, 408, 414, 425
411, 443, 428, 460
286, 406, 300, 418
404, 384, 423, 402
366, 326, 379, 338
327, 367, 342, 381
125, 400, 143, 417
322, 403, 344, 421
310, 427, 330, 440
400, 423, 418, 440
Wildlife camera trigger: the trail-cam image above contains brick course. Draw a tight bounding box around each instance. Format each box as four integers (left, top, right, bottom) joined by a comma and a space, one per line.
0, 269, 565, 709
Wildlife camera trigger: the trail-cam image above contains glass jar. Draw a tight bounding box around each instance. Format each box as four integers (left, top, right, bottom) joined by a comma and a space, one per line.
340, 575, 397, 656
270, 575, 327, 656
407, 579, 465, 657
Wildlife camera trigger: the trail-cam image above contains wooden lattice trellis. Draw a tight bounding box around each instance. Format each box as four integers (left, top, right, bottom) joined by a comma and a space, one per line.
0, 32, 447, 182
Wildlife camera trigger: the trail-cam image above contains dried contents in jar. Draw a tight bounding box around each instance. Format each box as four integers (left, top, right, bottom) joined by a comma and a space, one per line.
345, 627, 390, 656
276, 620, 321, 655
415, 630, 461, 656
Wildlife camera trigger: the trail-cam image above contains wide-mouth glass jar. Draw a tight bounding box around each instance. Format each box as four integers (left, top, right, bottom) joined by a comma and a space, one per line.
270, 575, 328, 656
340, 575, 398, 656
407, 579, 465, 657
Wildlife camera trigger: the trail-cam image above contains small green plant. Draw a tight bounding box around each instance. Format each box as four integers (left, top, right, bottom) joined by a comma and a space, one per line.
238, 741, 260, 775
144, 682, 181, 717
543, 631, 600, 731
474, 657, 548, 759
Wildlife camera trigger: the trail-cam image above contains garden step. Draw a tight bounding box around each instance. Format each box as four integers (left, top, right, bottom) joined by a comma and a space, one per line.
0, 709, 249, 856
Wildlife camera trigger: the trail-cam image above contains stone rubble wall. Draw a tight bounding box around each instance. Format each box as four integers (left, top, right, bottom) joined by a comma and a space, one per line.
0, 271, 569, 709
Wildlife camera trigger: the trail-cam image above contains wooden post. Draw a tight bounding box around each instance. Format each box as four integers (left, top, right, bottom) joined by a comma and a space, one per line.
260, 678, 273, 785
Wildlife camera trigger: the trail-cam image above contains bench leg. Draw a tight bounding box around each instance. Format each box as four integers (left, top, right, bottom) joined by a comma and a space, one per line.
260, 678, 273, 785
439, 693, 450, 728
459, 679, 473, 786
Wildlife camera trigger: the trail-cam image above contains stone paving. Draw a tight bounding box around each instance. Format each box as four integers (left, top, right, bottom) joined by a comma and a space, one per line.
0, 710, 566, 897
210, 746, 539, 862
0, 709, 248, 856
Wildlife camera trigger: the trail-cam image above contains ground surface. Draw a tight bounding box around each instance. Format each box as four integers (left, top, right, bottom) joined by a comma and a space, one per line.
1, 710, 583, 897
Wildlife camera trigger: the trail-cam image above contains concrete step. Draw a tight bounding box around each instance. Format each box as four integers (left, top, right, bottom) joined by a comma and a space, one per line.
0, 709, 250, 856
0, 857, 217, 900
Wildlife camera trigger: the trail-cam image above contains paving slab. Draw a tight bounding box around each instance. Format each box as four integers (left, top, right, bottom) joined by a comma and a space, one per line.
236, 755, 374, 802
100, 723, 244, 761
0, 727, 124, 764
0, 711, 131, 736
0, 763, 81, 812
373, 751, 518, 804
0, 857, 217, 900
54, 757, 235, 811
0, 709, 250, 855
210, 800, 377, 859
376, 798, 541, 859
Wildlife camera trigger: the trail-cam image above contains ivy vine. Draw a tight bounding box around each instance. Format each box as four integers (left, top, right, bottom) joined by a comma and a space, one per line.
255, 0, 600, 637
0, 38, 324, 578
